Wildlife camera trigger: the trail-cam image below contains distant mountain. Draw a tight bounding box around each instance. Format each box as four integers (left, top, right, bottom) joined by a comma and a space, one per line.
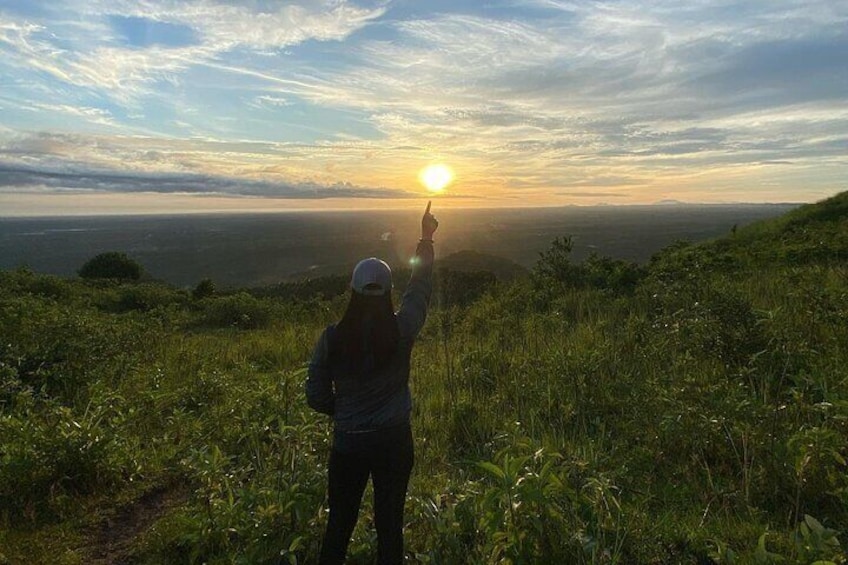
653, 199, 687, 206
436, 250, 528, 281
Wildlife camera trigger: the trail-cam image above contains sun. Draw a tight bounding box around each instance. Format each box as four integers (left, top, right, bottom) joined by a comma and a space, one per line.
419, 164, 454, 193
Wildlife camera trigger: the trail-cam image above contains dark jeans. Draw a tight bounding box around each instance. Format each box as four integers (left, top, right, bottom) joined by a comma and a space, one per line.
318, 423, 414, 565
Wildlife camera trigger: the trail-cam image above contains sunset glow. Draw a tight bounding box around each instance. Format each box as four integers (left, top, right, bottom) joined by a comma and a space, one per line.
0, 1, 845, 215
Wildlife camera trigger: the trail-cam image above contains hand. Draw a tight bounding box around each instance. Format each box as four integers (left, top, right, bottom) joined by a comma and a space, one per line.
421, 200, 438, 241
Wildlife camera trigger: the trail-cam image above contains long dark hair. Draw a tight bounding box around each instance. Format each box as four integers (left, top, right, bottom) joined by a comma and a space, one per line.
329, 291, 399, 375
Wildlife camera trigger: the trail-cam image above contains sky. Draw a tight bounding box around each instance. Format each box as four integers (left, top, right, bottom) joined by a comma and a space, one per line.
0, 0, 846, 215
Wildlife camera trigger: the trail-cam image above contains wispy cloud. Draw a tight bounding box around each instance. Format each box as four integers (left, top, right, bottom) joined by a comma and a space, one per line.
0, 0, 846, 212
87, 0, 386, 50
0, 1, 385, 100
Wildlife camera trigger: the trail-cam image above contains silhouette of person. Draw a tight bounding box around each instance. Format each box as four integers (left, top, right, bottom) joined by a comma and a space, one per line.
306, 202, 439, 564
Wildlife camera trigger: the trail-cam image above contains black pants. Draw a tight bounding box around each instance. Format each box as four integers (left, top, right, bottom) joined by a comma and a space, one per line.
319, 424, 414, 565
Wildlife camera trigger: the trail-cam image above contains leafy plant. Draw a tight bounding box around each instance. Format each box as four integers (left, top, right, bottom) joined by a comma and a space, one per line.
78, 252, 143, 281
192, 279, 215, 301
197, 292, 274, 329
794, 514, 843, 564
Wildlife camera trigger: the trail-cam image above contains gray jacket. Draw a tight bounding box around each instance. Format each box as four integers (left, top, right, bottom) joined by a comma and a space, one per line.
306, 240, 433, 432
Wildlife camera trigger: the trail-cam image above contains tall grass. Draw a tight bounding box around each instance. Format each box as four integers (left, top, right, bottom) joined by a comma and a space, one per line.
1, 248, 847, 563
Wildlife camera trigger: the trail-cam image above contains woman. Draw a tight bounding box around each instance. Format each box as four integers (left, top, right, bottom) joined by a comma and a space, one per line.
306, 201, 439, 564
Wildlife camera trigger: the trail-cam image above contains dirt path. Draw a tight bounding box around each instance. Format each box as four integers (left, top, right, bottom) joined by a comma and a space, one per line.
84, 484, 188, 564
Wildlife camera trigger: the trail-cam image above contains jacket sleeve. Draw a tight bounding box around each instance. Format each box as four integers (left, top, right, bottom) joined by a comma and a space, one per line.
396, 240, 434, 339
306, 328, 335, 415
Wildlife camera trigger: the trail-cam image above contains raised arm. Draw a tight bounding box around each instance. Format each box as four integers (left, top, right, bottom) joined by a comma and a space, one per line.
397, 201, 439, 339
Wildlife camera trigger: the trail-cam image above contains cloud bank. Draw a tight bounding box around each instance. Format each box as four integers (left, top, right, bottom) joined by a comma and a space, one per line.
0, 163, 418, 200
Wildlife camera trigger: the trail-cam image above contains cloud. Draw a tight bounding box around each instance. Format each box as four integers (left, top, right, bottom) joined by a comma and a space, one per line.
250, 3, 847, 188
88, 0, 386, 50
253, 95, 293, 108
0, 163, 417, 199
0, 2, 385, 101
686, 35, 848, 108
23, 102, 120, 128
1, 1, 847, 206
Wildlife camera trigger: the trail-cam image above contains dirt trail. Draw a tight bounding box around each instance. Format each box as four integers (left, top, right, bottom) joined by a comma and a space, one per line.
85, 484, 188, 565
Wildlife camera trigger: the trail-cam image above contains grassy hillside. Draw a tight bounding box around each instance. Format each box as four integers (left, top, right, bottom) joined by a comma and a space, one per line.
657, 190, 848, 271
1, 193, 847, 564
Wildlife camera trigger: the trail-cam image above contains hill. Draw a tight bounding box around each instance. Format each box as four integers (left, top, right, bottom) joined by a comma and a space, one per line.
1, 193, 846, 564
726, 189, 848, 264
250, 250, 523, 303
659, 190, 848, 268
436, 249, 527, 281
639, 191, 847, 284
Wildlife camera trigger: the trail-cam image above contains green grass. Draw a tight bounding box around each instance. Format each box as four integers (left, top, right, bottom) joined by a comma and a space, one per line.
2, 192, 848, 564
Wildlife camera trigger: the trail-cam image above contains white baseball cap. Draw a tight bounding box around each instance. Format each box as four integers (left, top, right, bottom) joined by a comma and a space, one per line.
351, 257, 392, 296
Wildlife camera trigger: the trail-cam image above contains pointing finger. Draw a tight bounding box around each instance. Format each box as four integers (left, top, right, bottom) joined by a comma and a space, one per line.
425, 200, 432, 215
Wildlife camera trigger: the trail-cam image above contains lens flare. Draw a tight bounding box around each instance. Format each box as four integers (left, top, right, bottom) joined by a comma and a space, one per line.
419, 164, 453, 192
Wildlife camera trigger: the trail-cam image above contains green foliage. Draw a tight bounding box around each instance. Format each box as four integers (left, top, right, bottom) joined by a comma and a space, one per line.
0, 399, 129, 523
794, 514, 843, 563
437, 249, 528, 281
472, 444, 627, 564
582, 252, 645, 294
191, 278, 215, 301
437, 268, 498, 307
447, 401, 493, 456
250, 274, 349, 301
78, 252, 143, 281
117, 282, 188, 312
2, 191, 848, 563
532, 236, 645, 298
0, 294, 161, 405
197, 292, 274, 329
661, 191, 848, 270
533, 235, 585, 291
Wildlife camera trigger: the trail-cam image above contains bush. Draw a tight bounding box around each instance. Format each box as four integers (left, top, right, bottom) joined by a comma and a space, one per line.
436, 268, 498, 307
198, 293, 274, 329
251, 275, 349, 301
0, 401, 125, 523
78, 252, 143, 281
532, 236, 585, 291
582, 252, 645, 294
117, 283, 187, 312
0, 294, 160, 405
192, 279, 215, 300
532, 237, 645, 296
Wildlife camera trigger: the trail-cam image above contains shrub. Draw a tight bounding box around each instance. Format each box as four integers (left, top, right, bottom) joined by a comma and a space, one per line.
78, 252, 143, 281
0, 294, 161, 405
582, 252, 645, 294
436, 268, 498, 307
532, 237, 645, 297
198, 293, 274, 329
22, 273, 73, 300
0, 402, 124, 523
251, 275, 349, 301
532, 236, 585, 291
192, 278, 215, 300
117, 283, 187, 312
